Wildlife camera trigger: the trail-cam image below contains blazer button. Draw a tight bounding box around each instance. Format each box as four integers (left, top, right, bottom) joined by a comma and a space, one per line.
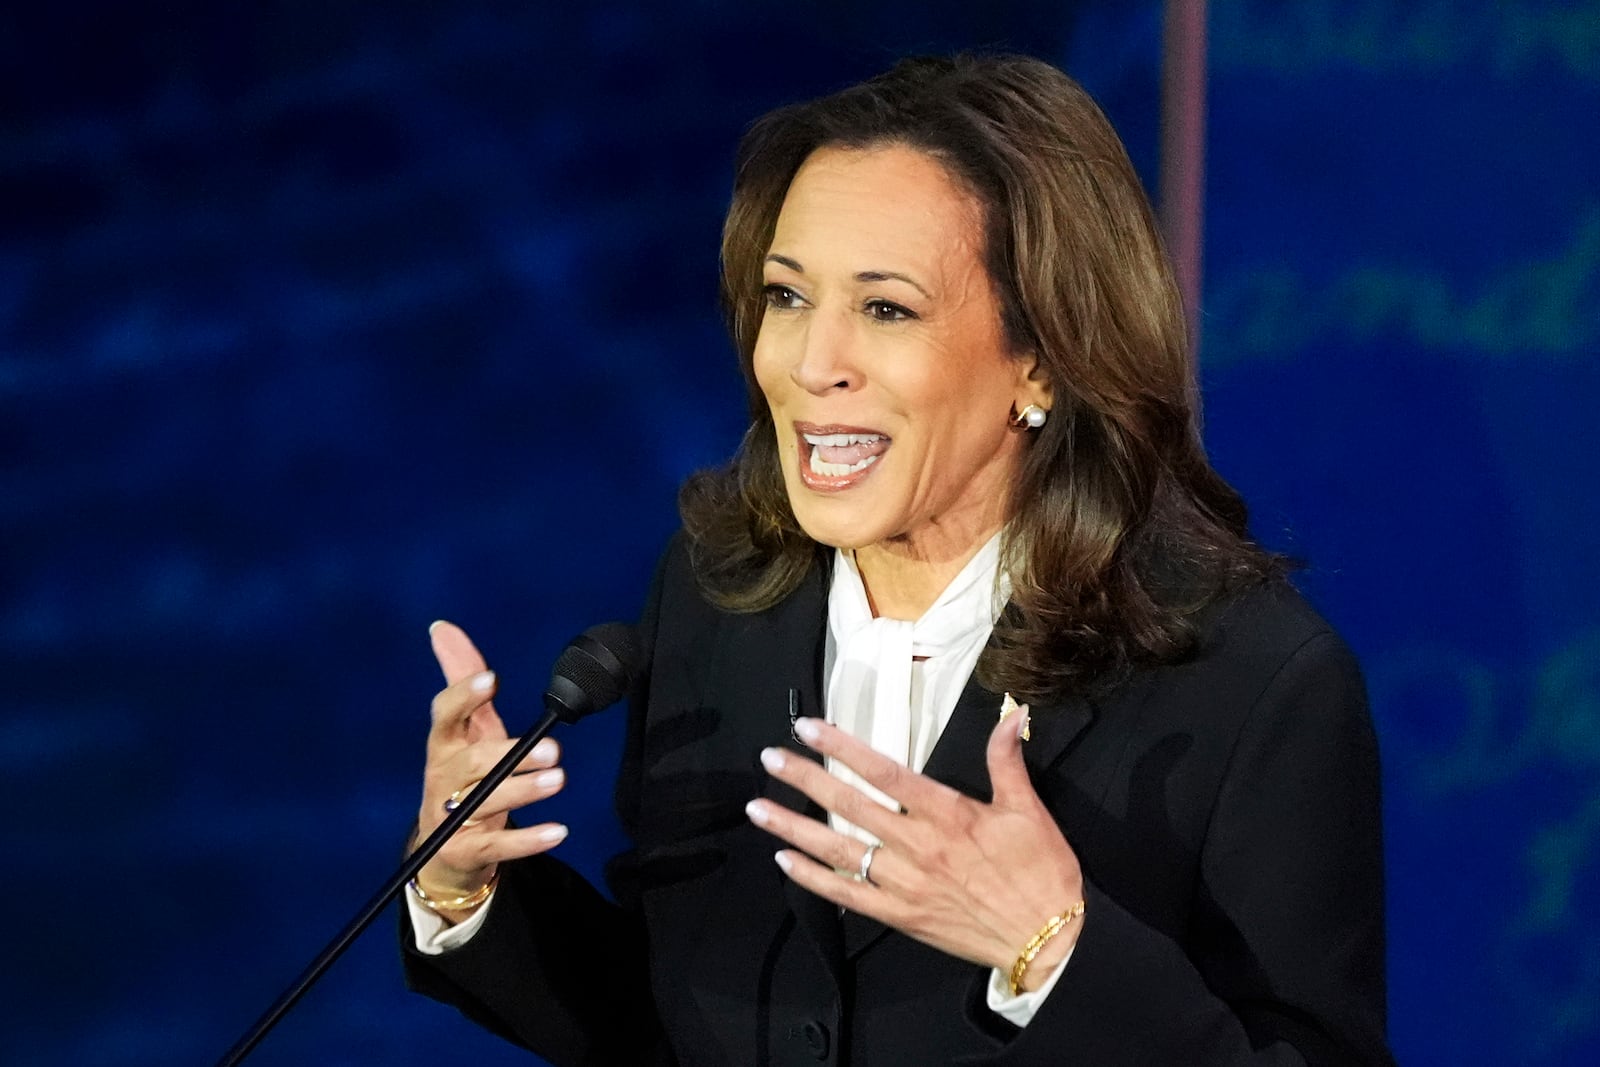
800, 1019, 830, 1059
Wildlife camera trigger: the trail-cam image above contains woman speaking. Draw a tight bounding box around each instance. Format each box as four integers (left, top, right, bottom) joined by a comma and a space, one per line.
400, 54, 1395, 1066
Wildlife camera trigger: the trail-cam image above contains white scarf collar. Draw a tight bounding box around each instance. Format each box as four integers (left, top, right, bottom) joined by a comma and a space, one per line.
824, 530, 1011, 840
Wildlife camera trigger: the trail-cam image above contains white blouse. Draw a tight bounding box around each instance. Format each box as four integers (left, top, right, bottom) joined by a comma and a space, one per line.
822, 532, 1009, 842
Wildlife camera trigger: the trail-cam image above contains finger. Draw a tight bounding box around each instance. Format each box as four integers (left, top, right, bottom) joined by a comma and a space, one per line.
423, 821, 571, 892
745, 798, 874, 876
429, 669, 496, 730
986, 702, 1036, 809
464, 766, 568, 821
790, 718, 956, 818
430, 620, 488, 685
419, 757, 567, 855
773, 848, 901, 922
430, 621, 509, 743
428, 671, 509, 747
758, 746, 911, 846
464, 700, 505, 745
430, 736, 561, 799
441, 822, 572, 870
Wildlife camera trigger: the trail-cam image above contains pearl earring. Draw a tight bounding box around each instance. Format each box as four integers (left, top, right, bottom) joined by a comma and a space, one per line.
1012, 404, 1048, 429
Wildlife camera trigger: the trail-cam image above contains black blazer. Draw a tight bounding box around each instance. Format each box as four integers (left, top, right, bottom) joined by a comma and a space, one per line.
404, 534, 1395, 1066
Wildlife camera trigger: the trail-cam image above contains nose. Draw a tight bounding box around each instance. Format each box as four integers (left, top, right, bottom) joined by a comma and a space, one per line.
789, 310, 862, 396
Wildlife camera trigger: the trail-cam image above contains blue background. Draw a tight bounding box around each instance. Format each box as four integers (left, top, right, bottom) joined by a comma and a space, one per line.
3, 2, 1597, 1064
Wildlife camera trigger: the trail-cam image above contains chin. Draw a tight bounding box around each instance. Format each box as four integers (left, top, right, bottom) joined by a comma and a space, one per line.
786, 495, 891, 552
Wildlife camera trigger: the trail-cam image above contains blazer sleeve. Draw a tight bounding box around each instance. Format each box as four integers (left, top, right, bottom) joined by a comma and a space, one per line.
399, 540, 679, 1067
972, 631, 1395, 1067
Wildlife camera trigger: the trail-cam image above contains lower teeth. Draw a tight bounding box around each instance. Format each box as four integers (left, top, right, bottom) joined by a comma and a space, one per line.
809, 451, 879, 477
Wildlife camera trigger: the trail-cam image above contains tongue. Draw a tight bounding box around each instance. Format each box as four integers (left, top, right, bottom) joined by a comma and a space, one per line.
816, 439, 888, 465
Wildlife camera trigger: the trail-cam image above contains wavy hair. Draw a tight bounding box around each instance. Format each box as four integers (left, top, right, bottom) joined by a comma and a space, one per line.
679, 53, 1281, 700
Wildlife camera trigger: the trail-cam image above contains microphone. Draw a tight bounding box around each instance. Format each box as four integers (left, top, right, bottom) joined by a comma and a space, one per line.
215, 623, 645, 1067
545, 622, 644, 722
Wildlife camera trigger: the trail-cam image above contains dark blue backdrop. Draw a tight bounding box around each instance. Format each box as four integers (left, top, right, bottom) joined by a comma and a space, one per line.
4, 3, 1597, 1064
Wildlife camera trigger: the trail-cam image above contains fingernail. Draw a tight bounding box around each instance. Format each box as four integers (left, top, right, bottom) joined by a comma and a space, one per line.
429, 619, 446, 635
794, 717, 821, 743
760, 747, 786, 772
471, 671, 496, 693
774, 850, 794, 873
745, 799, 770, 825
533, 769, 564, 789
538, 824, 569, 843
532, 737, 558, 761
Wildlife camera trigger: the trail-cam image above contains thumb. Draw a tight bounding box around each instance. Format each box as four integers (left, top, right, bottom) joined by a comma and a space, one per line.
986, 696, 1036, 808
429, 620, 507, 743
430, 619, 489, 686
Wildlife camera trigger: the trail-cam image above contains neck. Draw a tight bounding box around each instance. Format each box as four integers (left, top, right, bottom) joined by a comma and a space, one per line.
853, 521, 1002, 621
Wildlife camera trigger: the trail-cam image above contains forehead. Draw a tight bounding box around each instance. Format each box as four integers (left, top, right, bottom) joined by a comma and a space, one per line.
769, 144, 985, 280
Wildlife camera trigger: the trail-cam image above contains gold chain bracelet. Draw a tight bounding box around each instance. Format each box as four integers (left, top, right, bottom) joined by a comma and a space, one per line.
1008, 899, 1086, 996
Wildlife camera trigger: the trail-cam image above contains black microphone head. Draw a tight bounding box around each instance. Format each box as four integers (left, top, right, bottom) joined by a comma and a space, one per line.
544, 622, 645, 723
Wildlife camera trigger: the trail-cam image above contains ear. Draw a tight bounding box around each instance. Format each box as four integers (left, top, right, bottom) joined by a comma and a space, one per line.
1014, 350, 1054, 413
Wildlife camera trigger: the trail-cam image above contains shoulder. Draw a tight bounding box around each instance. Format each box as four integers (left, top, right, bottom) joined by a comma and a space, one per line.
1180, 582, 1376, 793
1107, 578, 1369, 763
642, 529, 724, 618
1185, 578, 1362, 701
641, 528, 829, 654
652, 528, 698, 596
649, 527, 831, 617
638, 530, 714, 652
1089, 579, 1379, 853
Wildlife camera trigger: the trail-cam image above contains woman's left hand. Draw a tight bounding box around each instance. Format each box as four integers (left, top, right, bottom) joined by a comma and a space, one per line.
746, 710, 1085, 992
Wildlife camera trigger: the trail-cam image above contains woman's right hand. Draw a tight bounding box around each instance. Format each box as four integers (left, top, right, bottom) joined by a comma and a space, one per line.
413, 620, 570, 918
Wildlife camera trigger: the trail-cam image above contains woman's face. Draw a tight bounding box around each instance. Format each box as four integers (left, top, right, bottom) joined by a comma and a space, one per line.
753, 144, 1049, 560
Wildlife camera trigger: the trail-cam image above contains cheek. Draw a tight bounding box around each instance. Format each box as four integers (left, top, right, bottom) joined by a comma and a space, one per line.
916, 357, 1016, 461
751, 333, 784, 407
917, 351, 1002, 424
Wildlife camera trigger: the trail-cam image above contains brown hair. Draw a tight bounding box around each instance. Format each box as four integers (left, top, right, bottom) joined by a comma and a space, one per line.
679, 53, 1281, 700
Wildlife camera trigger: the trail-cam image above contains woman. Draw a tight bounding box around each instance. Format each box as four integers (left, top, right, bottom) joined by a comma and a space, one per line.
402, 54, 1395, 1066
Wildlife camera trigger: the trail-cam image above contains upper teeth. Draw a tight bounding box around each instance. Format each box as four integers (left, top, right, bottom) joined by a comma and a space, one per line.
802, 433, 883, 446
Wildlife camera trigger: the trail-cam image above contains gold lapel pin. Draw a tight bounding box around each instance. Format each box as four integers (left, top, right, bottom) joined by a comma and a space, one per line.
1000, 692, 1031, 741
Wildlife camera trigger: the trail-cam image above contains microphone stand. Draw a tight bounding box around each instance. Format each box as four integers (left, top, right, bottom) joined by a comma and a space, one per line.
214, 705, 561, 1067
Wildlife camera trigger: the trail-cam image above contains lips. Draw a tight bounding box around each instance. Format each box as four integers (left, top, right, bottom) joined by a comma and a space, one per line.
794, 422, 890, 489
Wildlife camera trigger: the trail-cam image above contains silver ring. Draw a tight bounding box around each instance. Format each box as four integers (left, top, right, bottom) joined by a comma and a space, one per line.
443, 778, 483, 814
857, 842, 881, 885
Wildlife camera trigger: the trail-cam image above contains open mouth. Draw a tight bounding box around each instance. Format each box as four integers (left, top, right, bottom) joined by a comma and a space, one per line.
796, 424, 891, 488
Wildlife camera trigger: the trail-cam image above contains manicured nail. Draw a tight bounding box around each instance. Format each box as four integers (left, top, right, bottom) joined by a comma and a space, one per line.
774, 850, 794, 873
760, 747, 786, 772
538, 824, 569, 843
429, 619, 446, 635
533, 769, 564, 789
793, 717, 822, 743
745, 799, 770, 825
471, 671, 496, 692
532, 737, 559, 761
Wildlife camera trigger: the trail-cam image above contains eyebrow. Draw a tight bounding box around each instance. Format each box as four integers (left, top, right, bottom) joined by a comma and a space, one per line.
764, 254, 932, 300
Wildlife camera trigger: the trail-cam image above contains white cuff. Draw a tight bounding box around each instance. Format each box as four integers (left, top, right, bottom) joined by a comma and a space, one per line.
985, 940, 1075, 1027
405, 887, 495, 955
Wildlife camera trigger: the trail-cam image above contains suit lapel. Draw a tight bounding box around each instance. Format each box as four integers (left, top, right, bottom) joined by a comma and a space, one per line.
915, 674, 1094, 807
750, 555, 846, 978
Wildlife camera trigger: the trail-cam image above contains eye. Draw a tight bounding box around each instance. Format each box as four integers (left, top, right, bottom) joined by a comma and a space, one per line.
762, 283, 806, 310
863, 298, 916, 323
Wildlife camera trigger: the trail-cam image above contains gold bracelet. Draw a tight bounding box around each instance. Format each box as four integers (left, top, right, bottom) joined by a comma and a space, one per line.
1008, 899, 1086, 996
408, 869, 500, 913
